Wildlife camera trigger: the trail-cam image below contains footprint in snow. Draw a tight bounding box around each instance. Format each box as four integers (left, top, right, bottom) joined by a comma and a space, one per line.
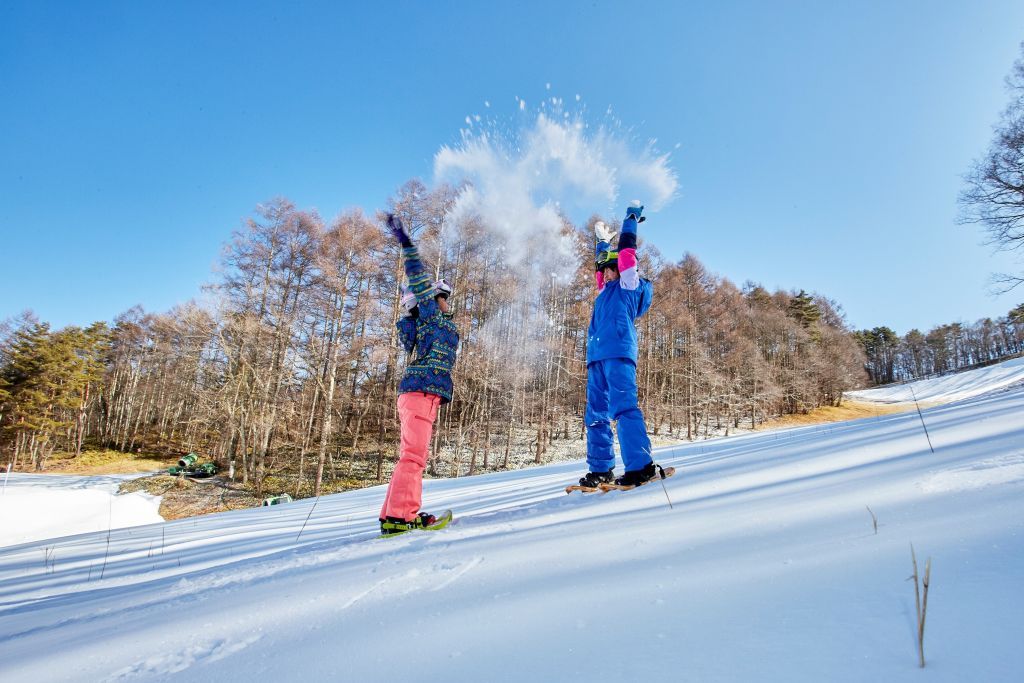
107, 634, 261, 680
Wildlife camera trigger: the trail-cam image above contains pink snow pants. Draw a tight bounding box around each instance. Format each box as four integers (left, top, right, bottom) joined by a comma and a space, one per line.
379, 391, 441, 521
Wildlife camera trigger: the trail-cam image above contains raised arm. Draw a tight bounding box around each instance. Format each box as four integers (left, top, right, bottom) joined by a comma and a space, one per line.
387, 213, 438, 317
617, 202, 644, 291
593, 220, 617, 292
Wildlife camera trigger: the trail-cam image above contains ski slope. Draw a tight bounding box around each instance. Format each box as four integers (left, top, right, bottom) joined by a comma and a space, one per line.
1, 381, 1023, 681
0, 474, 163, 548
846, 356, 1024, 404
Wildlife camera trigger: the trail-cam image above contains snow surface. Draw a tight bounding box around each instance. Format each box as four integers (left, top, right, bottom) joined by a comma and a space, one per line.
846, 356, 1024, 404
1, 374, 1023, 681
0, 474, 163, 548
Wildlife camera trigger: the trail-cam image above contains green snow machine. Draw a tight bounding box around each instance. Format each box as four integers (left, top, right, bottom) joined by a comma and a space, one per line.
167, 455, 218, 478
189, 462, 218, 478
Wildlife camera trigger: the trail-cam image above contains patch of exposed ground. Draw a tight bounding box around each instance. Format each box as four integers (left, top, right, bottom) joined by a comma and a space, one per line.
755, 400, 917, 430
119, 475, 261, 520
38, 449, 177, 474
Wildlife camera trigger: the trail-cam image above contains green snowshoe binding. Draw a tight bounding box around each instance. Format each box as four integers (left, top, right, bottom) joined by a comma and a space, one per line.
379, 510, 453, 537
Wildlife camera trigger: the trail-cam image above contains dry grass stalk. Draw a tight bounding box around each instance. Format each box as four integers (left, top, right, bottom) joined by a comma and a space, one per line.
910, 543, 932, 668
866, 506, 878, 534
920, 557, 931, 666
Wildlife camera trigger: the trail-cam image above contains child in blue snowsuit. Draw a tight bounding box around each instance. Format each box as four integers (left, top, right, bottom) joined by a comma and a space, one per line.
578, 203, 656, 489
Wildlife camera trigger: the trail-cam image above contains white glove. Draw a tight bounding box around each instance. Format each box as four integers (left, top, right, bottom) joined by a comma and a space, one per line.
594, 220, 617, 243
400, 287, 418, 315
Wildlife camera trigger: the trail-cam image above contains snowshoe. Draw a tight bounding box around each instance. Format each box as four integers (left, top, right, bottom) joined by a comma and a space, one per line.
565, 469, 614, 494
599, 463, 676, 492
379, 510, 453, 537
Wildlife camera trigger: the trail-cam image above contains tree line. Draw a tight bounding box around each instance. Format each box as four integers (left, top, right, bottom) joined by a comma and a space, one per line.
1, 181, 869, 493
854, 305, 1024, 385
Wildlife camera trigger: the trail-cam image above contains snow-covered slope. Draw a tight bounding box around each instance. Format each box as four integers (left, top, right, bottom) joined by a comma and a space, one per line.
847, 356, 1024, 404
0, 474, 163, 548
1, 387, 1022, 681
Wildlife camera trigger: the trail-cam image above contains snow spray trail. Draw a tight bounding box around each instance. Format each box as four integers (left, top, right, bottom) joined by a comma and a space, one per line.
432, 90, 679, 370
435, 90, 679, 270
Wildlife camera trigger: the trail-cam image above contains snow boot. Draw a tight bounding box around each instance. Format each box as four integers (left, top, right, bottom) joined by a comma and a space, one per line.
379, 512, 438, 536
614, 462, 658, 487
578, 469, 615, 488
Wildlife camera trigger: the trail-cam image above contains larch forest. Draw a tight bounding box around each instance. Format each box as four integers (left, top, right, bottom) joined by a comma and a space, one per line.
3, 180, 1023, 497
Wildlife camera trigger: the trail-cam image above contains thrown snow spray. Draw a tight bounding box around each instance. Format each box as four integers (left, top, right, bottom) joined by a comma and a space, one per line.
435, 92, 678, 275
432, 91, 679, 375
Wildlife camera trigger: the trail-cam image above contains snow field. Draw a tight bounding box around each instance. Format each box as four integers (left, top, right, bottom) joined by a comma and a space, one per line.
0, 372, 1022, 680
846, 356, 1024, 404
0, 474, 163, 548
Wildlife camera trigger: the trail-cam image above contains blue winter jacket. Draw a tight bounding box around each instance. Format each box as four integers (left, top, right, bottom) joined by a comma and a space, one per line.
586, 214, 653, 364
586, 278, 653, 363
395, 243, 459, 403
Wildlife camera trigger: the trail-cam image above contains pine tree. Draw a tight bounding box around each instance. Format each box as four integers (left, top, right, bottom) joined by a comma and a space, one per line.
0, 375, 10, 439
0, 322, 100, 469
1, 322, 52, 468
854, 327, 901, 384
63, 323, 110, 456
788, 290, 821, 329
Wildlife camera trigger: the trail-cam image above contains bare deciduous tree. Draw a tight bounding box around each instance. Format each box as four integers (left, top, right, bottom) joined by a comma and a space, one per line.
2, 190, 871, 496
961, 42, 1024, 291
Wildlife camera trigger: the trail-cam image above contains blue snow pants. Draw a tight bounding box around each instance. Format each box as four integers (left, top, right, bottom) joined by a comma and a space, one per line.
585, 358, 653, 473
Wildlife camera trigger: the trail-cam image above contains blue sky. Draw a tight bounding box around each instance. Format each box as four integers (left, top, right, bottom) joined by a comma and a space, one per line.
2, 0, 1023, 334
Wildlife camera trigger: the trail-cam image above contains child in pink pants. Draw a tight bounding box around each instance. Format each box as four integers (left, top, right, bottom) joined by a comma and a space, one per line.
379, 392, 440, 523
379, 214, 459, 535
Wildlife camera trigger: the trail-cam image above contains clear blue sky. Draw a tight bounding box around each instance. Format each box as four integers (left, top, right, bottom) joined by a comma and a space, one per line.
2, 0, 1023, 335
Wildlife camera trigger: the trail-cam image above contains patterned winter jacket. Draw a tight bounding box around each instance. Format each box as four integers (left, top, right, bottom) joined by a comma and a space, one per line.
395, 243, 459, 403
586, 213, 653, 364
